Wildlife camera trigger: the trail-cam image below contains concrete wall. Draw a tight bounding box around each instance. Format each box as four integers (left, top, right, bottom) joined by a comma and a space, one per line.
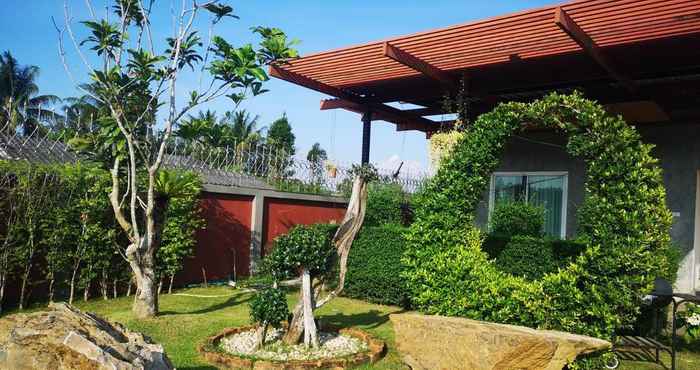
475, 122, 699, 293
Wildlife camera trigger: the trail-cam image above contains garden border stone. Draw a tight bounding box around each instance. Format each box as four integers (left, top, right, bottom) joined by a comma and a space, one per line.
198, 325, 385, 369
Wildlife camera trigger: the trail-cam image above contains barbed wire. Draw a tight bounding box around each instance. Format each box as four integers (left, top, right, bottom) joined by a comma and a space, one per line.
0, 123, 429, 196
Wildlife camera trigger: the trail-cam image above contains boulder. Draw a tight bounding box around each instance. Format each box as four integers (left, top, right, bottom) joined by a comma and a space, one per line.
390, 313, 610, 370
0, 302, 173, 370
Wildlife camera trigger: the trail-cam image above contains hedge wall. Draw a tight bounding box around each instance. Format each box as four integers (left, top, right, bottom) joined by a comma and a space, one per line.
344, 224, 408, 306
402, 92, 675, 342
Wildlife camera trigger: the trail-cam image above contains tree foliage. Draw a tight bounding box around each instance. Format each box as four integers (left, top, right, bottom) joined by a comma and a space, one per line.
266, 224, 336, 277
157, 171, 204, 292
0, 51, 61, 135
0, 161, 204, 309
250, 287, 289, 328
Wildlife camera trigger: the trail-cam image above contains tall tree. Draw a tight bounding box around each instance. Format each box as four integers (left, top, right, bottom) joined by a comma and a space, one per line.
306, 142, 327, 185
226, 110, 262, 147
0, 51, 60, 134
178, 109, 262, 149
267, 113, 295, 155
62, 0, 297, 318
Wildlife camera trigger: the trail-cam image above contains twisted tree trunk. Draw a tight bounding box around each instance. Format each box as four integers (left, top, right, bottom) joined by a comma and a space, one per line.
127, 240, 159, 318
301, 269, 319, 347
283, 175, 369, 344
128, 195, 168, 319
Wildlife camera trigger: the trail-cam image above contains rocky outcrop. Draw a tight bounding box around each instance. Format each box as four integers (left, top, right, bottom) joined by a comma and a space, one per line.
0, 302, 173, 370
390, 313, 610, 370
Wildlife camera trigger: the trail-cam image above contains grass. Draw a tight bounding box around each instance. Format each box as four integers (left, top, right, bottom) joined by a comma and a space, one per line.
71, 286, 404, 370
5, 286, 700, 369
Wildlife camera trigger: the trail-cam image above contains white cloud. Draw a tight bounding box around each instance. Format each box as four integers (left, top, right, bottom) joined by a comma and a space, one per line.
377, 154, 428, 176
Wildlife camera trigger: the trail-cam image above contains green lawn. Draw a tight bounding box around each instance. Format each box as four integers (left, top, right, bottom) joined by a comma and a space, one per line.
73, 286, 405, 370
6, 286, 700, 369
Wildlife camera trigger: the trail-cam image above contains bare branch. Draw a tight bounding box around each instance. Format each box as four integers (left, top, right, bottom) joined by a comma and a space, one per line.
63, 0, 95, 73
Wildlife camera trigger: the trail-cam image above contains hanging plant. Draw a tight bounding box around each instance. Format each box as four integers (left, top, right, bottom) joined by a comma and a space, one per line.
427, 129, 465, 169
324, 160, 337, 178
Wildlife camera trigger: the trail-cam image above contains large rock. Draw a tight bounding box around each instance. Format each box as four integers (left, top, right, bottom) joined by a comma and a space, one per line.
0, 302, 173, 370
390, 313, 610, 370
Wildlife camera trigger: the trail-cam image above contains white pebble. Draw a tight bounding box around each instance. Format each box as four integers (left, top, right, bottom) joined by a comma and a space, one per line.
219, 329, 368, 361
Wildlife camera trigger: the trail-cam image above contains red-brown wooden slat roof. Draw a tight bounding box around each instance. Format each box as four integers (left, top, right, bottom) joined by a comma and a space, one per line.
271, 0, 700, 132
274, 0, 700, 88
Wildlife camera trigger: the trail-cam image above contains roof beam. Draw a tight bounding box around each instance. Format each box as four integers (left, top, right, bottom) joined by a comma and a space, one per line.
320, 99, 395, 122
383, 42, 457, 90
554, 7, 636, 92
321, 98, 448, 116
270, 65, 438, 132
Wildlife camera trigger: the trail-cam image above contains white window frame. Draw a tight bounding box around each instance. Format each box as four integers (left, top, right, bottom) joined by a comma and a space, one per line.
488, 171, 569, 239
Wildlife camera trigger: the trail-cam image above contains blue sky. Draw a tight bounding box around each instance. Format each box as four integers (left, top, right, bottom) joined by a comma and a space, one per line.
0, 0, 561, 172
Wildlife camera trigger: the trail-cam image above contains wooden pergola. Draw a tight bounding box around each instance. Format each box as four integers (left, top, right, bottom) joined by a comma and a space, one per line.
270, 0, 700, 162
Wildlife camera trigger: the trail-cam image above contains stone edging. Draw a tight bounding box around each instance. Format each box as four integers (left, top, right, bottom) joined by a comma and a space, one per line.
198, 325, 385, 369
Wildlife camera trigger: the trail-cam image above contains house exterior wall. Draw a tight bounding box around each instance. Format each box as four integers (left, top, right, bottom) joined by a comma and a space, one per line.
475, 122, 700, 293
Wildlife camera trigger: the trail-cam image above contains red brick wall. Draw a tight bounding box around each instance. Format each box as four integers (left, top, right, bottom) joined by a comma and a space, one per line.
262, 198, 346, 256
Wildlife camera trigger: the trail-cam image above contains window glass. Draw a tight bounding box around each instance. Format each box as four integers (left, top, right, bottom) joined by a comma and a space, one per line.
494, 175, 525, 203
527, 175, 564, 237
492, 174, 566, 237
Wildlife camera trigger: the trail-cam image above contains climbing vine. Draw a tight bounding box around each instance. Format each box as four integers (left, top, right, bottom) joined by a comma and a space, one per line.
403, 92, 675, 340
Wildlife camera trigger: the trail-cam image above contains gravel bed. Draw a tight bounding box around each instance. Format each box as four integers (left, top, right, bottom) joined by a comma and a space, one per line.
219, 328, 368, 361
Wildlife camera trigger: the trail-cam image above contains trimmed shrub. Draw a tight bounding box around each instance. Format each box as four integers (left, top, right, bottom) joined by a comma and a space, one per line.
265, 223, 338, 279
489, 201, 545, 237
344, 224, 408, 306
496, 236, 557, 280
482, 234, 511, 259
364, 183, 406, 227
249, 287, 289, 328
549, 238, 588, 265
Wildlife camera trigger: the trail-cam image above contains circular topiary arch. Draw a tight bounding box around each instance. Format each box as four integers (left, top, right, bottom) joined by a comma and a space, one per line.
403, 92, 675, 338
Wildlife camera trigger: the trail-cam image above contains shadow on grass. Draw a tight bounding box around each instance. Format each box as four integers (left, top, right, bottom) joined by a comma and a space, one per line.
320, 308, 407, 330
159, 294, 252, 316
178, 366, 218, 370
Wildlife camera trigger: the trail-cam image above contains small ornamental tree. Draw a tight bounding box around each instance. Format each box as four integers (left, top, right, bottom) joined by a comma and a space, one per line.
267, 224, 335, 348
249, 287, 289, 348
281, 164, 378, 346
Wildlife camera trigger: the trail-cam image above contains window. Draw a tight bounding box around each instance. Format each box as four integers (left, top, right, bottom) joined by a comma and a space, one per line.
489, 172, 568, 238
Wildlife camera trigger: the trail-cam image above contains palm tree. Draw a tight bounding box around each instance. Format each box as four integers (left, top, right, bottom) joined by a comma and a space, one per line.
0, 51, 61, 135
307, 142, 327, 185
178, 109, 262, 149
225, 110, 262, 147
61, 94, 101, 135
177, 110, 217, 145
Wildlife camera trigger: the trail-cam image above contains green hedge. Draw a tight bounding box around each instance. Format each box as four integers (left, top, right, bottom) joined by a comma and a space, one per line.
489, 201, 545, 237
364, 183, 406, 227
344, 224, 408, 306
496, 236, 557, 280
